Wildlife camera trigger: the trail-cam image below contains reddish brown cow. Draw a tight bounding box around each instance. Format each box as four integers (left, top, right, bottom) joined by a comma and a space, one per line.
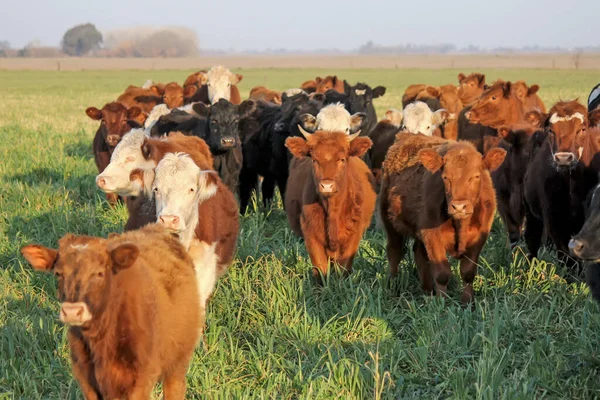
285, 130, 376, 280
86, 102, 144, 205
300, 79, 318, 93
183, 70, 208, 88
315, 75, 345, 94
457, 73, 486, 106
402, 84, 428, 108
513, 81, 546, 113
20, 224, 200, 399
116, 85, 163, 113
249, 86, 282, 104
380, 133, 506, 304
151, 82, 197, 109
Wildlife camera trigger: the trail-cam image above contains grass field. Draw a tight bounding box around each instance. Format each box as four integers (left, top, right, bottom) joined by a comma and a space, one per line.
1, 68, 600, 399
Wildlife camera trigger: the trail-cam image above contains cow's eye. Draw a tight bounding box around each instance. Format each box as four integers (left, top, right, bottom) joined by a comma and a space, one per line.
54, 271, 62, 278
491, 96, 497, 100
96, 271, 104, 278
152, 187, 158, 193
189, 188, 195, 194
340, 158, 346, 163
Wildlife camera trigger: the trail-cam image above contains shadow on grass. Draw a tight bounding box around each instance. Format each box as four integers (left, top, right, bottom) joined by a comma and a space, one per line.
64, 139, 93, 161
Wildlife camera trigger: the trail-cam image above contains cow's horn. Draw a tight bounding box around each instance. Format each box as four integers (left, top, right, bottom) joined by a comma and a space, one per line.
348, 131, 361, 141
298, 125, 313, 140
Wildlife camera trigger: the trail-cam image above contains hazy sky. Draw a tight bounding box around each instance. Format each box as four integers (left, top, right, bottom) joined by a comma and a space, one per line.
2, 0, 598, 50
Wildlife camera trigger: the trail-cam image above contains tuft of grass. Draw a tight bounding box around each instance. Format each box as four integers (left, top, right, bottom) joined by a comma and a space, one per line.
2, 69, 600, 399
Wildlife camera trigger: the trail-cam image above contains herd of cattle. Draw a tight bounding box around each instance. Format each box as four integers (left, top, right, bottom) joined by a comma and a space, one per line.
19, 65, 600, 398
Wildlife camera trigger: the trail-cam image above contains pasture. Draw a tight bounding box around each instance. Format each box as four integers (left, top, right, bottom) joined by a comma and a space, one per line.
1, 68, 600, 399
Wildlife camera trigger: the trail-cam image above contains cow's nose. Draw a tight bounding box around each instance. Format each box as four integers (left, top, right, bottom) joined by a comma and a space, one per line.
60, 302, 88, 325
220, 137, 236, 147
554, 152, 575, 166
450, 201, 468, 214
569, 238, 585, 257
159, 215, 180, 229
319, 180, 337, 194
107, 135, 120, 146
274, 122, 285, 132
465, 111, 472, 120
96, 176, 106, 189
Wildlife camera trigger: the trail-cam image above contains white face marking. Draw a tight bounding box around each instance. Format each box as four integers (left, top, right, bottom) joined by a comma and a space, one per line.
401, 102, 442, 136
206, 65, 237, 104
96, 129, 156, 196
69, 244, 89, 250
315, 103, 362, 134
355, 89, 367, 96
549, 112, 585, 124
153, 153, 218, 249
284, 88, 306, 96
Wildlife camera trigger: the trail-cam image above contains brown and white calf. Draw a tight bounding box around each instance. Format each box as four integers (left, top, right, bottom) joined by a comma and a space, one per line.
300, 103, 365, 134
206, 65, 243, 104
20, 224, 200, 399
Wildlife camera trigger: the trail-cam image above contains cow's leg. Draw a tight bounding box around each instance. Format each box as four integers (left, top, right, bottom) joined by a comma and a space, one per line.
459, 237, 486, 306
383, 227, 406, 278
497, 196, 520, 248
413, 240, 433, 294
239, 167, 258, 214
304, 236, 329, 283
162, 362, 189, 400
431, 260, 452, 298
67, 331, 101, 400
261, 175, 276, 208
524, 208, 544, 260
275, 171, 288, 206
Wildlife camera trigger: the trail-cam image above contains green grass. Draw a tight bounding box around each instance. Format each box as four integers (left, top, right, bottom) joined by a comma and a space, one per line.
2, 68, 600, 399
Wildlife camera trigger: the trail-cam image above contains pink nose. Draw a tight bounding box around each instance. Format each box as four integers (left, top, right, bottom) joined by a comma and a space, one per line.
96, 177, 106, 189
319, 180, 337, 194
553, 152, 575, 166
60, 303, 86, 325
159, 215, 180, 229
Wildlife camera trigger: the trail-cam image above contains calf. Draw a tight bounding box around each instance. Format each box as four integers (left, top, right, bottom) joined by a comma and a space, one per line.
249, 86, 282, 104
20, 224, 200, 399
570, 181, 600, 302
284, 129, 376, 281
401, 101, 449, 137
153, 82, 197, 109
206, 65, 243, 104
315, 75, 345, 94
149, 153, 239, 311
380, 133, 505, 304
117, 85, 163, 113
343, 81, 386, 135
300, 103, 365, 134
523, 100, 596, 272
457, 72, 486, 106
86, 103, 144, 205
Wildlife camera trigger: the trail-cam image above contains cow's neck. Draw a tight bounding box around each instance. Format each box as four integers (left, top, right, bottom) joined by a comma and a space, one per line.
180, 203, 200, 251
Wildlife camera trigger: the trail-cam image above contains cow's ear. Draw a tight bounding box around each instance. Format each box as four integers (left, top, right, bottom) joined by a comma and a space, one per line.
86, 107, 103, 120
150, 85, 164, 96
528, 84, 540, 95
477, 74, 486, 87
130, 168, 154, 196
425, 86, 439, 99
192, 102, 210, 117
502, 81, 512, 98
349, 137, 372, 158
525, 110, 547, 128
331, 76, 338, 85
198, 73, 208, 86
350, 112, 366, 131
238, 100, 256, 118
385, 109, 403, 127
230, 73, 243, 85
21, 244, 58, 272
141, 140, 153, 159
432, 109, 449, 126
497, 125, 511, 139
458, 73, 466, 83
588, 109, 600, 127
127, 106, 142, 120
483, 148, 507, 171
344, 80, 351, 94
373, 86, 386, 98
197, 171, 219, 202
184, 85, 197, 98
299, 114, 317, 132
285, 137, 310, 159
418, 148, 443, 173
315, 77, 322, 84
110, 243, 139, 273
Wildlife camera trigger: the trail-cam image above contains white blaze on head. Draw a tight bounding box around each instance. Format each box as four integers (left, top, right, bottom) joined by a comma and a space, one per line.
302, 103, 365, 134
284, 88, 306, 97
144, 104, 171, 133
549, 112, 585, 124
153, 153, 218, 249
206, 65, 241, 104
401, 102, 448, 136
95, 129, 155, 196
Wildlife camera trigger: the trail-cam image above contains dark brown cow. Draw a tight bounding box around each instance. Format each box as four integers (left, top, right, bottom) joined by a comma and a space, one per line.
380, 133, 506, 304
523, 100, 596, 272
457, 72, 486, 106
20, 224, 200, 399
86, 103, 144, 205
152, 82, 197, 109
249, 86, 282, 104
285, 130, 376, 280
369, 109, 402, 188
513, 81, 546, 113
116, 85, 163, 113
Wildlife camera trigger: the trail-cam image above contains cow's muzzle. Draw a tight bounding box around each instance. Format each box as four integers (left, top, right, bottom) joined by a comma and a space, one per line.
318, 180, 337, 196
553, 152, 576, 168
220, 137, 236, 148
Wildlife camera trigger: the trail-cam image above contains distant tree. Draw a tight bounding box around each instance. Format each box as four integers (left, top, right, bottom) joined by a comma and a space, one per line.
61, 23, 102, 56
573, 50, 583, 70
0, 41, 9, 51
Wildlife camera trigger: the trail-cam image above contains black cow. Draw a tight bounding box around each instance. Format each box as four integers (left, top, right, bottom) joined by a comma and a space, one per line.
457, 106, 498, 153
343, 81, 386, 136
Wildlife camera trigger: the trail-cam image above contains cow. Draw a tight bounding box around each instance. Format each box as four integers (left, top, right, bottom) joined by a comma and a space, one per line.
457, 72, 486, 106
523, 100, 597, 274
380, 133, 505, 304
299, 103, 365, 134
369, 109, 403, 188
402, 85, 443, 111
147, 152, 239, 315
490, 124, 542, 248
151, 82, 198, 109
569, 180, 600, 303
274, 91, 312, 133
284, 129, 376, 281
249, 86, 282, 104
205, 65, 243, 104
315, 75, 345, 94
402, 84, 427, 108
20, 224, 200, 399
116, 85, 163, 114
343, 81, 386, 136
96, 130, 214, 230
513, 81, 546, 113
86, 103, 144, 205
400, 102, 449, 137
